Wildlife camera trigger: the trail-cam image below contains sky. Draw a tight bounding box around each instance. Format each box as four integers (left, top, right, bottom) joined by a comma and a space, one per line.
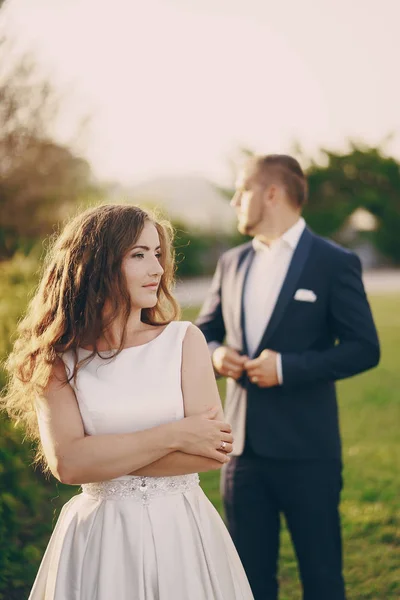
1, 0, 399, 185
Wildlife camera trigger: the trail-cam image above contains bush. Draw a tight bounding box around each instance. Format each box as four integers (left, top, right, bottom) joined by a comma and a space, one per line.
0, 255, 73, 598
173, 221, 248, 279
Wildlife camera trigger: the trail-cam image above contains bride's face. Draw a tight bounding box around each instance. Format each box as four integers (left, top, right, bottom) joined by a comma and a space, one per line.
121, 221, 164, 309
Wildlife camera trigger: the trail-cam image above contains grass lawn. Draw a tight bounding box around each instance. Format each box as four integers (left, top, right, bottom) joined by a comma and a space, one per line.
185, 296, 400, 600
9, 294, 398, 599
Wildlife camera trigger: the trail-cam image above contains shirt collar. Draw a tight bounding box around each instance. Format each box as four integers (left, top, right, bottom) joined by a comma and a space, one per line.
252, 217, 306, 253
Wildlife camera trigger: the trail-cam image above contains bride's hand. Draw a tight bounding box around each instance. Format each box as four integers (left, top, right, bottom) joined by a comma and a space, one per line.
173, 407, 233, 463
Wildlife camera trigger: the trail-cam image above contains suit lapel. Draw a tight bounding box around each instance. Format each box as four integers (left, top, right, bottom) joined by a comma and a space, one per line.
253, 227, 314, 357
235, 246, 254, 356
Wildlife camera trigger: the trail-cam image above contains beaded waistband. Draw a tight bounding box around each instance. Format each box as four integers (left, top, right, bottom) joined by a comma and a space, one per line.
81, 473, 200, 505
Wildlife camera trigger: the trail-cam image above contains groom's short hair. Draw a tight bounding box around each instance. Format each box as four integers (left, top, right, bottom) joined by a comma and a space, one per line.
249, 154, 308, 208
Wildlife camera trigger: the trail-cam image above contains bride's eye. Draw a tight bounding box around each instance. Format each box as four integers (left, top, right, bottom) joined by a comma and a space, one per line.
132, 252, 145, 259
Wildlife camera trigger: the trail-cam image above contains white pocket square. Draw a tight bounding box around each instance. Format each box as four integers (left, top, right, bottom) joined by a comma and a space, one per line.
294, 288, 317, 302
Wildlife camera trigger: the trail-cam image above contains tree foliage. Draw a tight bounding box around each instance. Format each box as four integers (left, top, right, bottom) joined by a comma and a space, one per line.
304, 143, 400, 263
0, 39, 96, 259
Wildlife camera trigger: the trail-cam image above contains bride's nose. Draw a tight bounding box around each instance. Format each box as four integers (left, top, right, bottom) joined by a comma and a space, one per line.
149, 257, 164, 277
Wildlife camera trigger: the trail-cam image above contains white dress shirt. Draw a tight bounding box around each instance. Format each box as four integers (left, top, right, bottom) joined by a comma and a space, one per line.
244, 217, 306, 384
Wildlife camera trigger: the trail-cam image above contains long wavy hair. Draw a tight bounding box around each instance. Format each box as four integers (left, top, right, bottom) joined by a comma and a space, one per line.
1, 204, 180, 465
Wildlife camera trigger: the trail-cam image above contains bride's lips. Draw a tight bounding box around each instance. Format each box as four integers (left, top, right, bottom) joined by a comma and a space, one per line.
143, 283, 159, 290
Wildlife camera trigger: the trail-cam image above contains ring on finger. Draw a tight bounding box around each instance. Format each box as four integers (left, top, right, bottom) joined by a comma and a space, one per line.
251, 376, 259, 383
219, 441, 227, 451
228, 370, 234, 377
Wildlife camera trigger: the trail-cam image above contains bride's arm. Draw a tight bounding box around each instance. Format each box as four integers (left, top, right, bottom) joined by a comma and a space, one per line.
36, 357, 229, 485
129, 451, 224, 476
129, 324, 232, 477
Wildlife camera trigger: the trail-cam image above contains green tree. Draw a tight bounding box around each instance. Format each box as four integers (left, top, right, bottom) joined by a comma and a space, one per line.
304, 143, 400, 263
0, 39, 98, 259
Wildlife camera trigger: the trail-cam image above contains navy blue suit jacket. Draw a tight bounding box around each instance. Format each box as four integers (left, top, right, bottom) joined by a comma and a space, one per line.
196, 227, 380, 459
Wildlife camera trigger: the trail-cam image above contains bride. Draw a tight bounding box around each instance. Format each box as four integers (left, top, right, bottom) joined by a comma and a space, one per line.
2, 204, 254, 599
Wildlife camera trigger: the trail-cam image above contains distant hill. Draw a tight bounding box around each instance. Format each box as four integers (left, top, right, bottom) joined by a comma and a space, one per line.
108, 175, 236, 233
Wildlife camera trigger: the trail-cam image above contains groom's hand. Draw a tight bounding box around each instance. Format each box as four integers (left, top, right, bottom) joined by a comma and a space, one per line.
244, 349, 279, 388
212, 346, 248, 380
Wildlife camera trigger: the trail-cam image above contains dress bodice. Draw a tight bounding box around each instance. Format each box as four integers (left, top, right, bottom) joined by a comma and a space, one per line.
62, 321, 191, 436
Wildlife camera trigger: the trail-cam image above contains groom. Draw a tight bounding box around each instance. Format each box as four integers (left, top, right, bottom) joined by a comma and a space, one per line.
196, 154, 380, 600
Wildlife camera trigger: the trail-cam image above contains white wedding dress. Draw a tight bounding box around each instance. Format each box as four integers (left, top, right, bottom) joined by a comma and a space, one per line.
29, 321, 254, 600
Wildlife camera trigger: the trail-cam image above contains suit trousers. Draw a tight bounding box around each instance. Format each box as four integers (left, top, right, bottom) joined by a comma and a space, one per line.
222, 450, 346, 600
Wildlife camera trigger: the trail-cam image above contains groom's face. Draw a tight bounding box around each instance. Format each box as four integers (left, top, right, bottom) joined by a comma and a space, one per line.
231, 168, 266, 236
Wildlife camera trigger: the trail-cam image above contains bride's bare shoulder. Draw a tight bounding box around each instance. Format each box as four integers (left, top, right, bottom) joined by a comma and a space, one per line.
182, 323, 207, 353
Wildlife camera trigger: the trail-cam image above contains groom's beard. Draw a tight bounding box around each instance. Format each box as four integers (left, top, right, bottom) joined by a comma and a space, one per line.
237, 201, 265, 236
238, 216, 259, 236
239, 222, 253, 235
